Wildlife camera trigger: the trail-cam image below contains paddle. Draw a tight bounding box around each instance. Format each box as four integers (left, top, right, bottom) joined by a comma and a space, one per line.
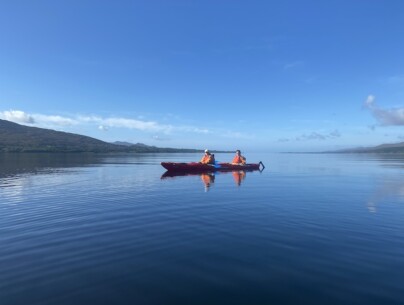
213, 160, 221, 169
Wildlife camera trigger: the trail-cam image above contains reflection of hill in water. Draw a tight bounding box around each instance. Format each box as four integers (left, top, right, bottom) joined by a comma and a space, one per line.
372, 154, 404, 169
349, 153, 404, 169
0, 153, 104, 178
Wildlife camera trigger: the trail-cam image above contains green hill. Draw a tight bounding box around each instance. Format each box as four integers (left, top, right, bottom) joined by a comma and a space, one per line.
0, 119, 200, 153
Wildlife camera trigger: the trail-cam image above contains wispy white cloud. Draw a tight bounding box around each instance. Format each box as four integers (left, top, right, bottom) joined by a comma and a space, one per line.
1, 110, 173, 132
77, 115, 102, 123
284, 60, 304, 70
0, 110, 79, 127
210, 44, 272, 55
75, 115, 170, 132
152, 135, 170, 141
385, 75, 404, 85
34, 114, 77, 126
173, 125, 209, 134
364, 95, 376, 108
277, 130, 341, 142
296, 130, 341, 141
304, 76, 317, 84
103, 117, 170, 132
0, 110, 35, 124
0, 109, 213, 136
98, 125, 109, 131
220, 130, 254, 139
329, 130, 341, 137
364, 95, 404, 126
0, 110, 254, 141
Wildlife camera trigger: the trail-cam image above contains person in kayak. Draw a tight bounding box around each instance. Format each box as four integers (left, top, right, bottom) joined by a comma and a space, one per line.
232, 150, 246, 164
200, 149, 215, 164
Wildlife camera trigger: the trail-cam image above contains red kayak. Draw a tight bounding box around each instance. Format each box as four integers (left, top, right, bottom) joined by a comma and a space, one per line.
161, 161, 265, 172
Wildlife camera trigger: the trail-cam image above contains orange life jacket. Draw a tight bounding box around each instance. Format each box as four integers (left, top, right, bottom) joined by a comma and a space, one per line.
200, 154, 215, 164
232, 155, 246, 164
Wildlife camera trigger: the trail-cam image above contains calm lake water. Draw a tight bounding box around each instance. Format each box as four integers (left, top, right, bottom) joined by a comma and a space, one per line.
1, 152, 404, 305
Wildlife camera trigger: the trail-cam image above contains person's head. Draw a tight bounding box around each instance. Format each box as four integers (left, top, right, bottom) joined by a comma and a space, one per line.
205, 149, 211, 155
236, 150, 241, 155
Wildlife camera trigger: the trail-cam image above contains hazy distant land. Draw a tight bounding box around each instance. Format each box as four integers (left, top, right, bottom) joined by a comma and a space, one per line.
325, 142, 404, 154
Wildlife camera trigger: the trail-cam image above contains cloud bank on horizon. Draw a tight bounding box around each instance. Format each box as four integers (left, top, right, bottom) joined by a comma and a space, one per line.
277, 129, 341, 143
0, 95, 404, 151
0, 109, 259, 146
0, 109, 261, 151
3, 93, 401, 149
0, 109, 203, 134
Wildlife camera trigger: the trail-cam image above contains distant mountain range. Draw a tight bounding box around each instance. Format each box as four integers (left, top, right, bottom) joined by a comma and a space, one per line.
327, 142, 404, 154
0, 119, 201, 153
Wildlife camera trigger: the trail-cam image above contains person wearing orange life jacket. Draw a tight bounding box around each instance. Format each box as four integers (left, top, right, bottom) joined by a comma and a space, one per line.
200, 149, 215, 164
232, 150, 246, 164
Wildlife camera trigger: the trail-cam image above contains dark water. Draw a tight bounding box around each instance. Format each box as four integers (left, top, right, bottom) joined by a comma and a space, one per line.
1, 153, 404, 305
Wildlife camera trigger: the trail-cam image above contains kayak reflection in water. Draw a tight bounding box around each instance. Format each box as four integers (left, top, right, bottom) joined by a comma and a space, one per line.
232, 171, 246, 186
161, 170, 252, 190
201, 173, 215, 191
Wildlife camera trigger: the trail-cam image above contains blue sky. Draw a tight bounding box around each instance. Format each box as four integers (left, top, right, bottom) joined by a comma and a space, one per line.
1, 0, 404, 152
